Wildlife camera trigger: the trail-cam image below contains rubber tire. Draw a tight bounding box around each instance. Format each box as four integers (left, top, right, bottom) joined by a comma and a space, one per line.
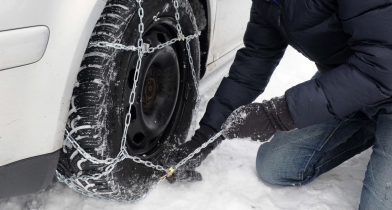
57, 0, 200, 201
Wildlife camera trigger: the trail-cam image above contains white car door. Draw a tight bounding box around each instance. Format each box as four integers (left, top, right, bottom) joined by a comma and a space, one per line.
209, 0, 252, 62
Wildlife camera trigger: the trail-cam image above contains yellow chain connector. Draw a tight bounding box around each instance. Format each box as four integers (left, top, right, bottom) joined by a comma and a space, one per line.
160, 166, 176, 181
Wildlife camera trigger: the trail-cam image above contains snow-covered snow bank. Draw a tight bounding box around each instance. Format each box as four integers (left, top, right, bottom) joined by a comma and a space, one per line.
0, 47, 371, 210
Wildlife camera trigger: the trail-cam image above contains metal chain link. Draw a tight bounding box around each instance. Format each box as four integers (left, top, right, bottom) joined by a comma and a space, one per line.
173, 0, 186, 41
89, 32, 201, 54
56, 0, 222, 203
89, 42, 138, 51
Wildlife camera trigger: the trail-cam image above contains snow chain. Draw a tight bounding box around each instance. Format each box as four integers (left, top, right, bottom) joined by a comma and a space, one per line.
56, 0, 224, 203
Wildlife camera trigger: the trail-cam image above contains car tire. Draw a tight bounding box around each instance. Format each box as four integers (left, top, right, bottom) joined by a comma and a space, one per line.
57, 0, 200, 201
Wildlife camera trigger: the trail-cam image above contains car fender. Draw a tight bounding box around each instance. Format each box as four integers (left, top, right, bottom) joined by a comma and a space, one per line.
0, 0, 106, 167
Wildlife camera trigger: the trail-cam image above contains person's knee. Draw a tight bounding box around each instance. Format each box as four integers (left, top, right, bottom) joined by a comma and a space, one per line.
256, 142, 306, 186
359, 164, 392, 210
256, 143, 279, 185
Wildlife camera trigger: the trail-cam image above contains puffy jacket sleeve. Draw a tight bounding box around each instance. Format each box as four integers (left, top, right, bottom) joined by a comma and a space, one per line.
200, 3, 288, 131
286, 0, 392, 128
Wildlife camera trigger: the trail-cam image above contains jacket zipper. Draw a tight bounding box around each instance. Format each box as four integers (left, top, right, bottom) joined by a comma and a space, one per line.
271, 1, 312, 60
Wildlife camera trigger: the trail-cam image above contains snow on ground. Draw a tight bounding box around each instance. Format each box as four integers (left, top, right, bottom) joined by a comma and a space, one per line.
0, 47, 372, 210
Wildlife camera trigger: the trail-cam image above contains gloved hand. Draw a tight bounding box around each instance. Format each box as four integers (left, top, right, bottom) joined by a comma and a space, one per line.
221, 96, 296, 142
163, 124, 222, 183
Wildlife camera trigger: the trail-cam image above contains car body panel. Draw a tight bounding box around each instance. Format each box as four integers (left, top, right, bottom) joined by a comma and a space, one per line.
0, 0, 106, 166
208, 0, 251, 62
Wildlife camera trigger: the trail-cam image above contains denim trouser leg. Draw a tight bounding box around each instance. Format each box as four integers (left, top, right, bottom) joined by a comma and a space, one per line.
256, 111, 375, 186
359, 102, 392, 209
256, 99, 392, 209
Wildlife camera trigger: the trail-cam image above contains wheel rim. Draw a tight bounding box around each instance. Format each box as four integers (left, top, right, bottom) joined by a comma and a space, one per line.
123, 20, 184, 156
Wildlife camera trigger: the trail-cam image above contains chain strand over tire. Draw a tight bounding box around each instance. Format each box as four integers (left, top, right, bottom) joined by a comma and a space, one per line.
56, 0, 222, 203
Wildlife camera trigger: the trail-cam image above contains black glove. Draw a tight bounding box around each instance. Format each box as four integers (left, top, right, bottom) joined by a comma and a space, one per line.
164, 124, 222, 183
221, 96, 296, 141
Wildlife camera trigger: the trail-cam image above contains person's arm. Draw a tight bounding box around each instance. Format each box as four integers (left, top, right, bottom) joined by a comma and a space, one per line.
200, 3, 288, 132
163, 3, 288, 183
285, 0, 392, 128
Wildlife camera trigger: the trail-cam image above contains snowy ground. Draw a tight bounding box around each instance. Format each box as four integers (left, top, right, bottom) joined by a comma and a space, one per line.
0, 47, 372, 210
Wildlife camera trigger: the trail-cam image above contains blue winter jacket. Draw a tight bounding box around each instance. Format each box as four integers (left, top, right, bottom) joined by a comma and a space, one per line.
201, 0, 392, 130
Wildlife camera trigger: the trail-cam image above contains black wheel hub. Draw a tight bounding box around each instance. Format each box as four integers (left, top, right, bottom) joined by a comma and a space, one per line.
123, 20, 183, 157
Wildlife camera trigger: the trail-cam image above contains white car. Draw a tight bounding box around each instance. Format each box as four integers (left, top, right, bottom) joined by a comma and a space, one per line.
0, 0, 251, 200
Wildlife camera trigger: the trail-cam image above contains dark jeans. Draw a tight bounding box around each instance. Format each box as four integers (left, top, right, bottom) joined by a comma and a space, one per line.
256, 98, 392, 209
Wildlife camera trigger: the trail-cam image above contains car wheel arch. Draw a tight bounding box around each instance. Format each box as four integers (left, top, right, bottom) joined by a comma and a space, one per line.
189, 0, 210, 78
